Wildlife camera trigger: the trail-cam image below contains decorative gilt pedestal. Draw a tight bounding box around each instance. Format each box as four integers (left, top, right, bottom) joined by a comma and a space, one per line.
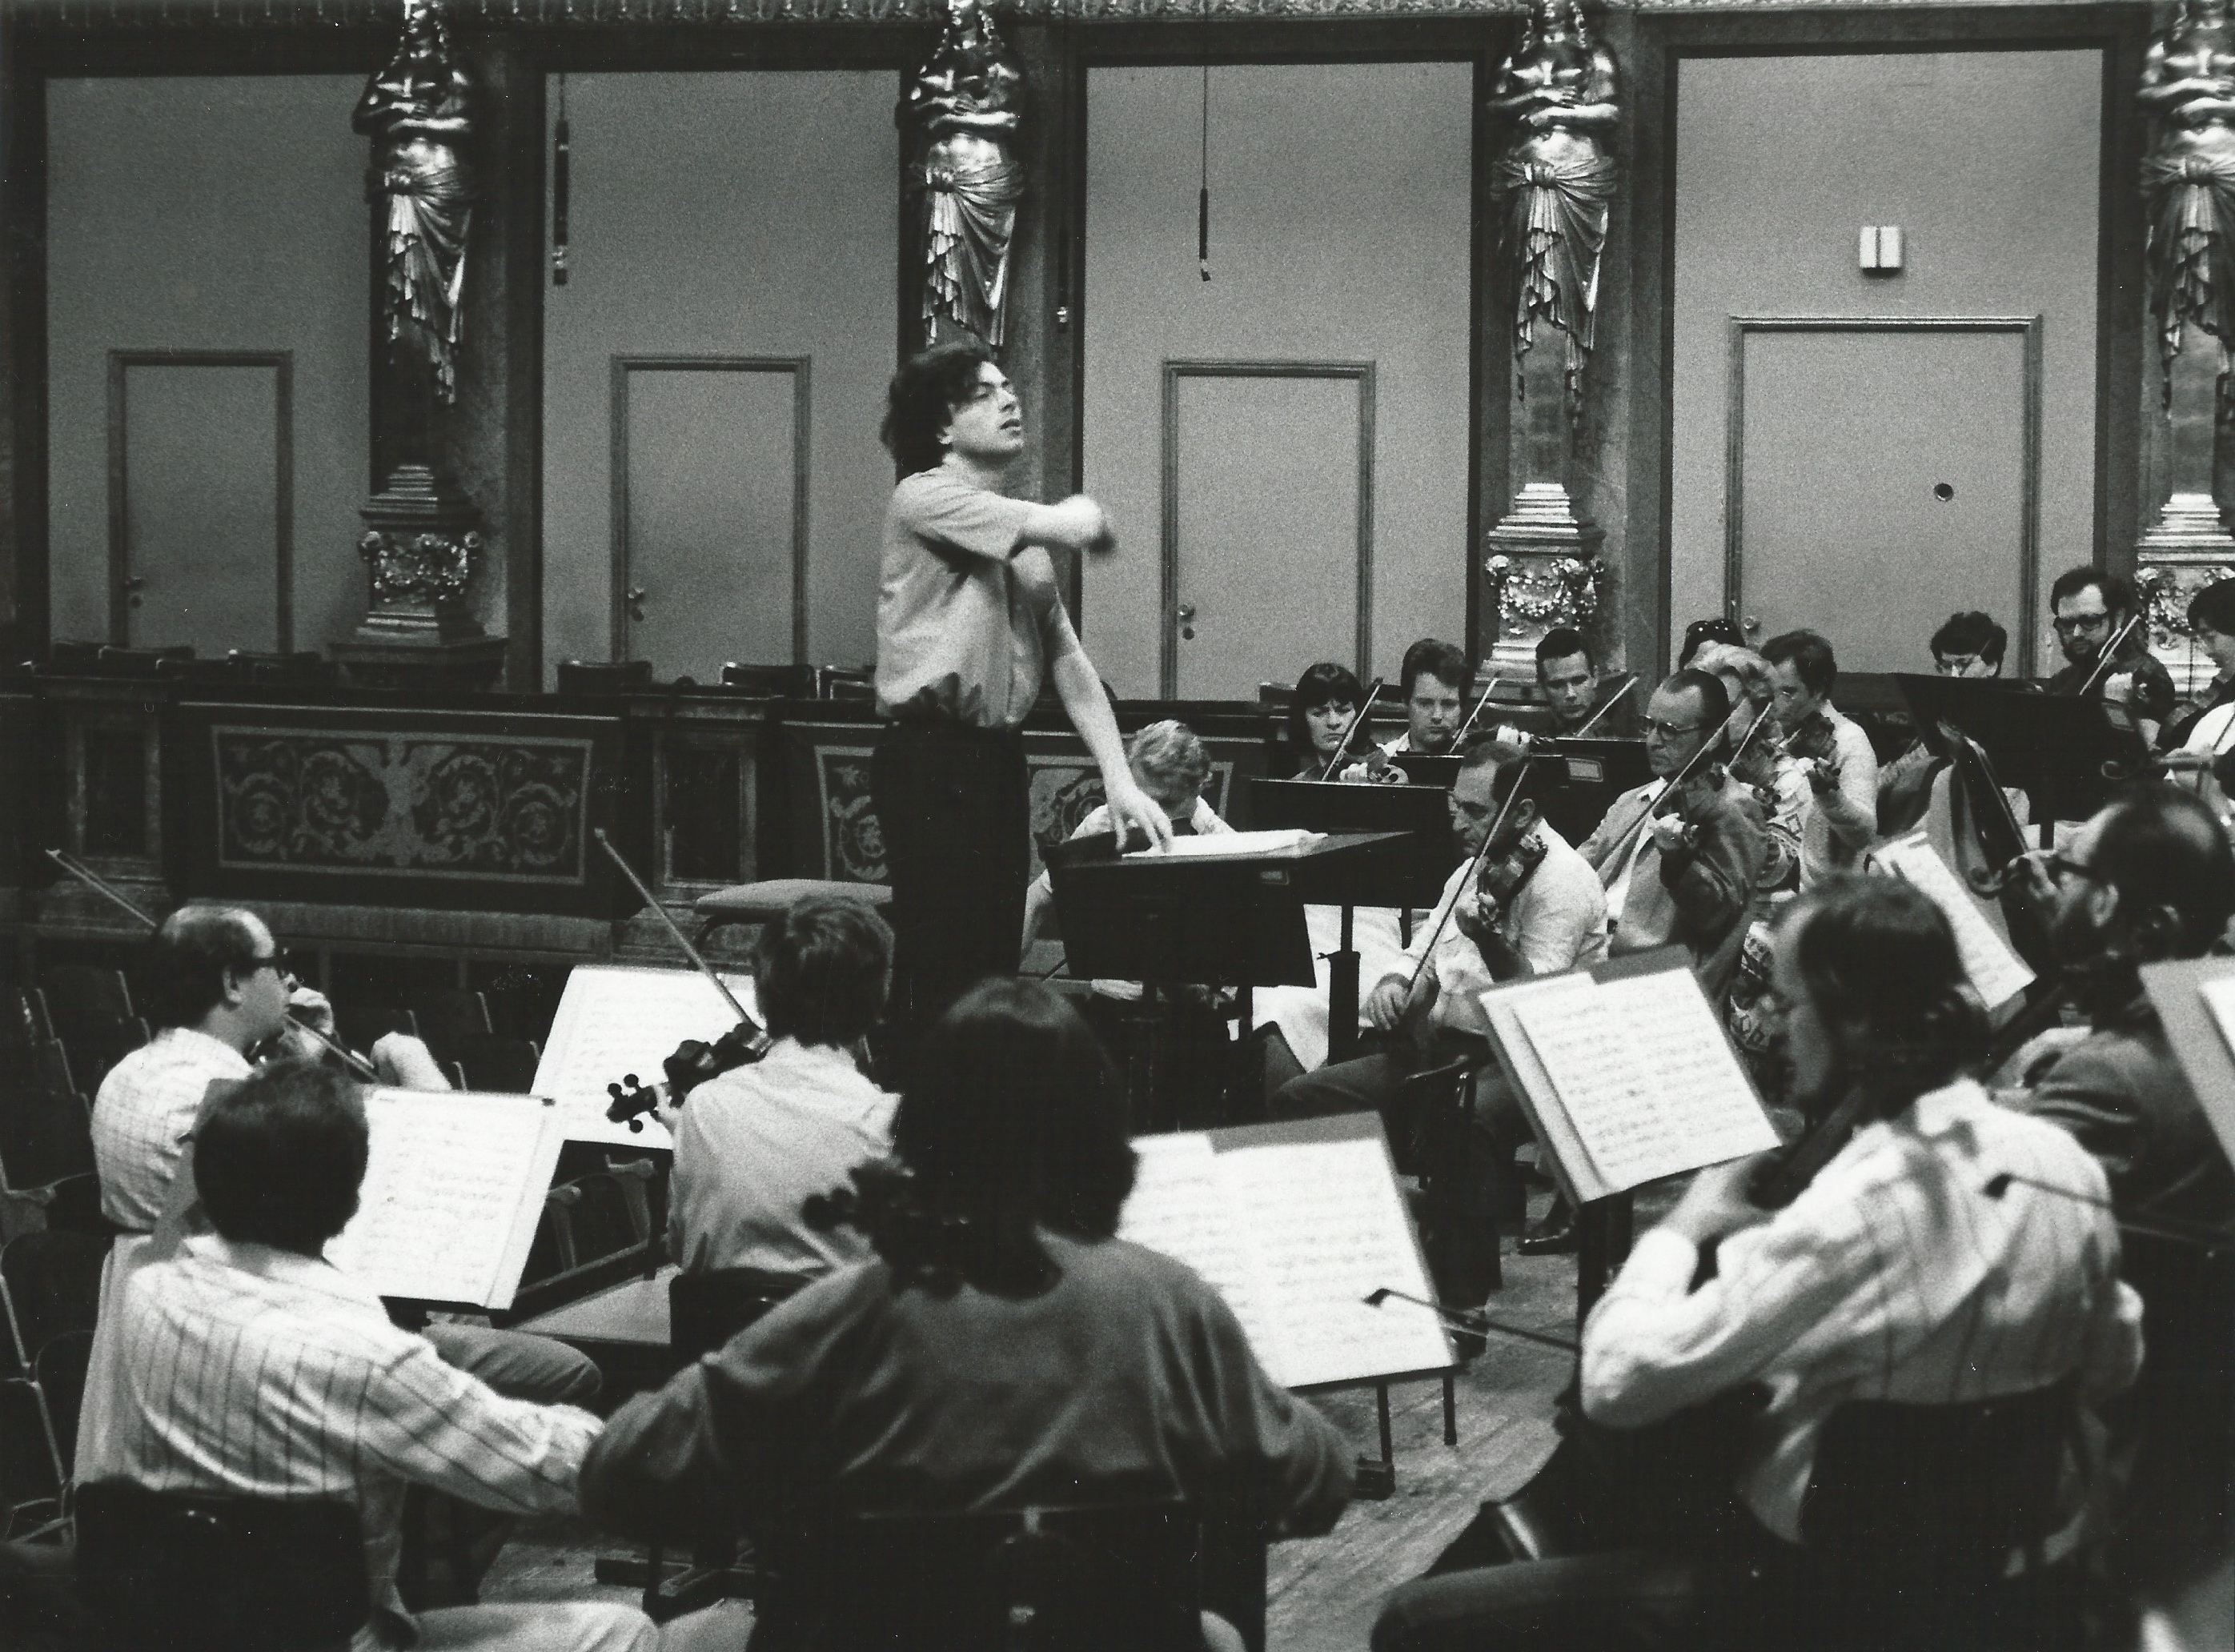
2137, 325, 2235, 697
1485, 482, 1608, 676
331, 464, 508, 691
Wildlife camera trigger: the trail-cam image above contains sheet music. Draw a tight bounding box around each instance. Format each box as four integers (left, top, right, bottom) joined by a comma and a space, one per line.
1119, 1134, 1276, 1358
327, 1089, 561, 1309
534, 964, 760, 1147
1125, 828, 1322, 860
1511, 972, 1776, 1194
2199, 976, 2235, 1073
1480, 975, 1607, 1202
1216, 1136, 1451, 1389
1876, 832, 2035, 1010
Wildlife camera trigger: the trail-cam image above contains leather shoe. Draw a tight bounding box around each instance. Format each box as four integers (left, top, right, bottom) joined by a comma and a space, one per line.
1516, 1213, 1578, 1256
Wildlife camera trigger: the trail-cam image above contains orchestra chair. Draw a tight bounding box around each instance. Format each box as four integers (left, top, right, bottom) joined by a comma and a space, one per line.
34, 1174, 109, 1239
405, 987, 493, 1066
1397, 1056, 1502, 1297
31, 1332, 90, 1470
628, 1267, 806, 1622
695, 879, 892, 948
0, 1375, 64, 1538
820, 1499, 1208, 1652
42, 640, 106, 675
0, 1230, 105, 1376
0, 1089, 99, 1206
74, 1482, 369, 1652
37, 969, 142, 1090
556, 659, 654, 697
90, 645, 193, 679
452, 1034, 541, 1094
719, 662, 816, 698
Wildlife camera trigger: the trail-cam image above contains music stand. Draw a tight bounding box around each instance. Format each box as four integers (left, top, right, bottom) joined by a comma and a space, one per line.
1049, 832, 1411, 1120
1896, 675, 2142, 834
1391, 753, 1461, 788
1538, 737, 1651, 850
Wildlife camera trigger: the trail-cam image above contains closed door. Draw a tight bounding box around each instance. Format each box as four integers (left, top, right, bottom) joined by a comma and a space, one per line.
614, 359, 803, 680
1732, 323, 2034, 673
1167, 367, 1367, 700
114, 357, 287, 652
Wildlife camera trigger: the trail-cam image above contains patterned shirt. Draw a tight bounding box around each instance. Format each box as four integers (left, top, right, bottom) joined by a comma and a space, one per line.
1396, 824, 1607, 1037
873, 468, 1085, 728
1795, 707, 1880, 888
1583, 1080, 2143, 1543
99, 1234, 601, 1650
90, 1028, 253, 1231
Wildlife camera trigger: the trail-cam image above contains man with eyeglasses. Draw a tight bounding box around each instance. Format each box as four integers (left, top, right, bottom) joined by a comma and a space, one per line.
1270, 741, 1607, 1301
2045, 567, 2174, 748
80, 907, 599, 1488
1576, 670, 1768, 996
2000, 782, 2235, 1600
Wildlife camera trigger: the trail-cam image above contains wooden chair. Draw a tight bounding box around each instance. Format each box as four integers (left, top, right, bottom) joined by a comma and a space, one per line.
32, 1330, 92, 1469
1397, 1055, 1501, 1297
38, 966, 136, 1057
74, 1482, 370, 1652
36, 1173, 110, 1237
0, 1375, 63, 1537
820, 1499, 1206, 1652
0, 1229, 106, 1374
0, 1089, 98, 1200
452, 1034, 541, 1094
406, 988, 493, 1065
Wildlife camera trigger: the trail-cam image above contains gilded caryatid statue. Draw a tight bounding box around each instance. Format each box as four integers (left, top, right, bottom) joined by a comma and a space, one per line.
1488, 0, 1620, 424
354, 0, 477, 407
902, 0, 1026, 351
2142, 0, 2235, 402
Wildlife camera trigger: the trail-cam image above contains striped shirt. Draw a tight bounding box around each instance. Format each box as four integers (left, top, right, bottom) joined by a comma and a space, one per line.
100, 1234, 600, 1649
1583, 1079, 2144, 1543
91, 1028, 253, 1231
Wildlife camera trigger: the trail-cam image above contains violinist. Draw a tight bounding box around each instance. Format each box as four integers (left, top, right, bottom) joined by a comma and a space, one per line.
2163, 578, 2235, 754
1576, 671, 1768, 997
1271, 741, 1607, 1298
1285, 661, 1366, 780
667, 896, 897, 1285
1338, 639, 1467, 780
2045, 567, 2175, 748
1370, 877, 2143, 1652
1877, 611, 2007, 832
1761, 629, 1880, 887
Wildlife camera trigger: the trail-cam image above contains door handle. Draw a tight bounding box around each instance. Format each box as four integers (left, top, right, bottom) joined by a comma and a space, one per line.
122, 577, 146, 594
627, 585, 649, 622
1742, 615, 1761, 635
1176, 603, 1195, 622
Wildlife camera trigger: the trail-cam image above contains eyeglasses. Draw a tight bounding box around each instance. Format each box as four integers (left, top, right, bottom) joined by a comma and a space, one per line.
1933, 654, 1987, 676
248, 950, 299, 982
2052, 612, 2113, 636
1641, 716, 1703, 740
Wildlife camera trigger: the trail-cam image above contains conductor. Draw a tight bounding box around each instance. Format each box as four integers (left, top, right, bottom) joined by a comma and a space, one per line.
873, 342, 1171, 1049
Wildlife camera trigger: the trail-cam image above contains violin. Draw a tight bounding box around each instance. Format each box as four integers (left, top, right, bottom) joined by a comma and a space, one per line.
1780, 707, 1844, 794
1318, 675, 1388, 781
592, 829, 771, 1133
1467, 811, 1550, 925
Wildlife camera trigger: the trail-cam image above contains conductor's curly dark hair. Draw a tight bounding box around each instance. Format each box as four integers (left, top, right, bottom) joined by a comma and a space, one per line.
881, 341, 999, 479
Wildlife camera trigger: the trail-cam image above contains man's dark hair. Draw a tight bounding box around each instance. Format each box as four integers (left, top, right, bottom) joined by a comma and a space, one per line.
141, 905, 266, 1031
881, 978, 1136, 1291
1659, 668, 1731, 735
1929, 611, 2007, 668
881, 341, 997, 478
754, 896, 893, 1049
1677, 616, 1742, 668
1535, 628, 1594, 673
1761, 629, 1838, 698
2049, 565, 2137, 616
1286, 661, 1365, 768
2189, 579, 2235, 637
1400, 639, 1468, 699
195, 1058, 368, 1254
2093, 782, 2235, 963
1459, 736, 1532, 800
1783, 876, 1987, 1114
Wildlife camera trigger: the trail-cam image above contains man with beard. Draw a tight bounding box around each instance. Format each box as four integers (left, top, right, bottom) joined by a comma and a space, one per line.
2044, 567, 2175, 749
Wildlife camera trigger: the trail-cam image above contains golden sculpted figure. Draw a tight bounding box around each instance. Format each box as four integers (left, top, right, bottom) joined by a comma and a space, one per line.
2142, 0, 2235, 400
903, 0, 1026, 350
1488, 0, 1620, 423
355, 0, 476, 406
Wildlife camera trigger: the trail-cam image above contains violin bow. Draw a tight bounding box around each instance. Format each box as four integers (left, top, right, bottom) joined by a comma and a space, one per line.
2075, 611, 2145, 700
43, 848, 380, 1082
1452, 678, 1503, 746
1593, 713, 1735, 889
1571, 675, 1637, 737
1318, 676, 1388, 781
592, 828, 764, 1037
1397, 758, 1536, 1007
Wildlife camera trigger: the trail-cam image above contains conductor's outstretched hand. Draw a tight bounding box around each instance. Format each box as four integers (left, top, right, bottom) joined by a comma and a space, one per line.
1105, 776, 1175, 852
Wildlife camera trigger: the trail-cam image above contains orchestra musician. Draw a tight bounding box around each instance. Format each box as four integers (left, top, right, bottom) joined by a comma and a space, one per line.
1270, 740, 1607, 1297
86, 1059, 656, 1652
1339, 639, 1467, 780
1371, 876, 2144, 1652
2164, 579, 2235, 754
1877, 611, 2008, 832
1285, 661, 1366, 780
872, 342, 1170, 1057
1760, 629, 1880, 888
581, 979, 1354, 1652
1487, 628, 1637, 743
665, 896, 897, 1285
2046, 567, 2175, 748
1576, 670, 1768, 997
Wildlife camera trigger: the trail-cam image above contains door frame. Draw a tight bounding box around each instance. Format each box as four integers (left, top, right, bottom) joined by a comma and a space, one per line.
1159, 357, 1375, 699
106, 347, 294, 652
608, 352, 811, 669
1723, 314, 2044, 677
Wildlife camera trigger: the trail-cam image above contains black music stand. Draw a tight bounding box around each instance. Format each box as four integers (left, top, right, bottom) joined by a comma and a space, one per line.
1896, 675, 2144, 835
1538, 737, 1651, 850
1392, 753, 1462, 788
1049, 831, 1411, 1122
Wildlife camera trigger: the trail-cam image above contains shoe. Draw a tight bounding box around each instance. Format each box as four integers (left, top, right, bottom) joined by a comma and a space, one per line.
1516, 1214, 1578, 1256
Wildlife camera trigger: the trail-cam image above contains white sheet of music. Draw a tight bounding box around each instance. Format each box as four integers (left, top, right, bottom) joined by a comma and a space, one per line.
533, 964, 760, 1147
1125, 828, 1322, 860
327, 1089, 563, 1309
1119, 1134, 1276, 1357
1218, 1137, 1451, 1389
1876, 832, 2035, 1011
1480, 974, 1607, 1201
1511, 972, 1776, 1194
2199, 976, 2235, 1069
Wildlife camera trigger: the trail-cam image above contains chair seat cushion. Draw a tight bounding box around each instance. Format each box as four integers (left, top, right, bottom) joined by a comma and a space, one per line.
695, 880, 892, 922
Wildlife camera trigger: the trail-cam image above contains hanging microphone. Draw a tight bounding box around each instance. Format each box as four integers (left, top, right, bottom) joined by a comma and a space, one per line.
1198, 186, 1211, 282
